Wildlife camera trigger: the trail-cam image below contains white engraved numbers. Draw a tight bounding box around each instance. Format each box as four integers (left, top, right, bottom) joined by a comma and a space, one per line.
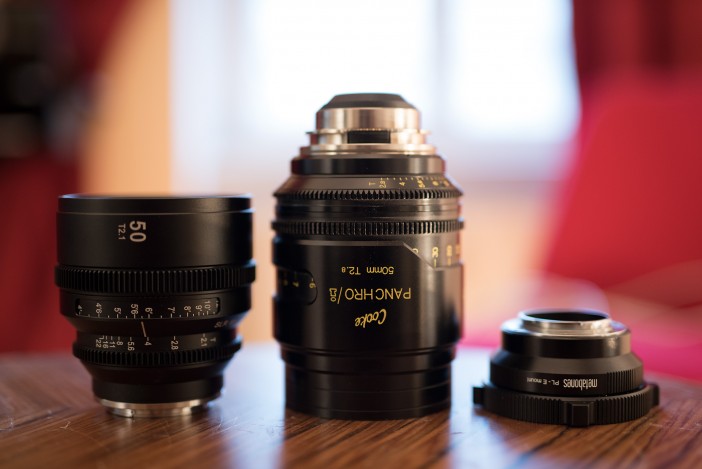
117, 220, 147, 243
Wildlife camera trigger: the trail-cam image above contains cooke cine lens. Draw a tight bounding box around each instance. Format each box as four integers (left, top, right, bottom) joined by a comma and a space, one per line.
55, 195, 254, 417
273, 93, 463, 419
473, 309, 659, 426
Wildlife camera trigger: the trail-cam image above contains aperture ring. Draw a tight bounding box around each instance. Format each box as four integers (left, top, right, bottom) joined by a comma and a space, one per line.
275, 189, 462, 200
55, 263, 256, 294
73, 341, 242, 367
272, 219, 463, 236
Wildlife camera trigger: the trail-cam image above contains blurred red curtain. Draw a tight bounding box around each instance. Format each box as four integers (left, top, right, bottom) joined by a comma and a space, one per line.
0, 1, 131, 352
545, 0, 702, 380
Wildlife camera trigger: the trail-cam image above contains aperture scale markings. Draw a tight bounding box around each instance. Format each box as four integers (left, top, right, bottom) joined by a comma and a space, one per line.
76, 298, 220, 319
84, 332, 222, 352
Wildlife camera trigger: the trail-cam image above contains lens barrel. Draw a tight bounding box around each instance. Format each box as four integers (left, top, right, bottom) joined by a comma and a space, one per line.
473, 309, 659, 426
273, 93, 463, 419
55, 195, 254, 417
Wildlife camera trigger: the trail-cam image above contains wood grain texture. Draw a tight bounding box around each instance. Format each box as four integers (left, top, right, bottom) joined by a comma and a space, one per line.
0, 344, 700, 469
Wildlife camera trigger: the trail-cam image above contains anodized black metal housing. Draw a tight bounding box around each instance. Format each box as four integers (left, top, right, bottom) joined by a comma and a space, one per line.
273, 93, 463, 419
55, 195, 254, 417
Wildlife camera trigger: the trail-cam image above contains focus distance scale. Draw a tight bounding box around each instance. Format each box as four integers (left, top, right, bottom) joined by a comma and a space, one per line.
273, 93, 464, 419
473, 309, 659, 426
55, 195, 254, 417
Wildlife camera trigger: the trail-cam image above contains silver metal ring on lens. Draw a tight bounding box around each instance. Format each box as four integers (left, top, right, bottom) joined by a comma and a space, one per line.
98, 396, 217, 418
303, 100, 435, 156
502, 308, 628, 337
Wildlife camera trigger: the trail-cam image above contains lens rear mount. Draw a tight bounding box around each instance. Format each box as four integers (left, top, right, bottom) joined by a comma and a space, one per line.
97, 397, 216, 418
305, 93, 434, 155
473, 309, 659, 426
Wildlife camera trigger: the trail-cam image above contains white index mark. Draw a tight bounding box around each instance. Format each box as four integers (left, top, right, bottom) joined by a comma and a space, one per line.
141, 321, 147, 337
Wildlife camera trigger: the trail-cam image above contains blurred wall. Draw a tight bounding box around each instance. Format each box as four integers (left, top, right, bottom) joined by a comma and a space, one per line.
0, 1, 573, 351
82, 0, 170, 194
79, 0, 271, 343
0, 0, 150, 352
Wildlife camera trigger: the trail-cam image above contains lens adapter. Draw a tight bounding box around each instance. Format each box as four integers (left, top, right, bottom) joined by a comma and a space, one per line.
473, 309, 659, 426
55, 195, 254, 417
273, 93, 463, 419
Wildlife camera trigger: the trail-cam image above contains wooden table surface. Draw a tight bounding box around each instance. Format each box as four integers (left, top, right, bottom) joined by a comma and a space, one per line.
1, 343, 700, 469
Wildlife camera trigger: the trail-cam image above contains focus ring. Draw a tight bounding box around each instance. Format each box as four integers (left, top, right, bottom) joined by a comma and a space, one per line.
55, 264, 256, 294
275, 189, 461, 200
73, 341, 242, 367
272, 219, 463, 236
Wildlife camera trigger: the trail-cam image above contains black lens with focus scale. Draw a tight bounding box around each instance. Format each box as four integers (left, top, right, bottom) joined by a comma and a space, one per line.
55, 195, 254, 417
273, 93, 463, 419
473, 309, 659, 426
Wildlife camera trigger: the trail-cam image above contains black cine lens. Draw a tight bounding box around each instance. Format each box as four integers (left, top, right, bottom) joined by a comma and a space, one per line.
473, 309, 659, 426
273, 93, 463, 419
55, 195, 254, 417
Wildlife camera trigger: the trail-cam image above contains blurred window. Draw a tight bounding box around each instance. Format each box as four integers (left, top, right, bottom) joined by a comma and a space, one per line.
171, 0, 578, 187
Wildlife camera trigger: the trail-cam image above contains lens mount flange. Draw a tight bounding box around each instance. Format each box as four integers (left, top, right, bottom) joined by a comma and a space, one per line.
473, 309, 659, 426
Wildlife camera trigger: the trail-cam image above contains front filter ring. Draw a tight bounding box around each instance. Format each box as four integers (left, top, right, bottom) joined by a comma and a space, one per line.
472, 309, 659, 426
